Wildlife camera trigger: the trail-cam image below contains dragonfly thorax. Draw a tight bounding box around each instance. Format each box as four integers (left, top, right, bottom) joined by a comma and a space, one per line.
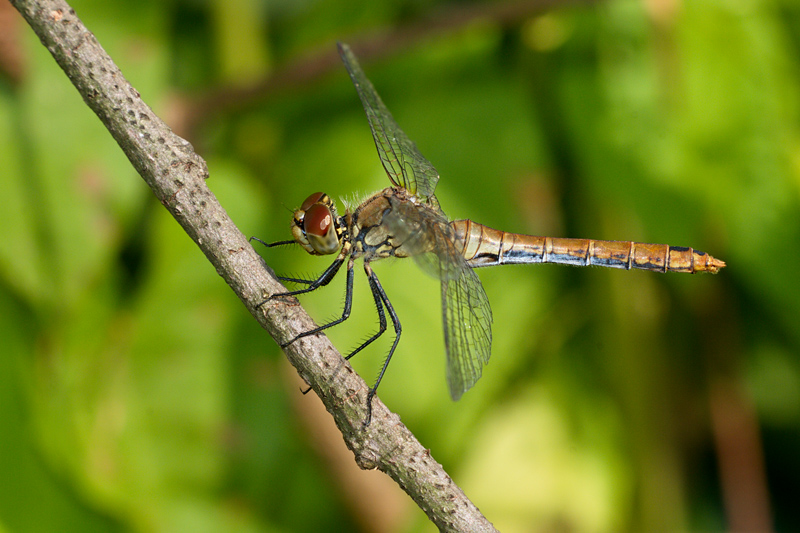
292, 192, 344, 255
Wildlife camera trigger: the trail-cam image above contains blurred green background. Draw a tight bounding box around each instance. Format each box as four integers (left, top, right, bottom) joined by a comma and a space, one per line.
1, 0, 799, 531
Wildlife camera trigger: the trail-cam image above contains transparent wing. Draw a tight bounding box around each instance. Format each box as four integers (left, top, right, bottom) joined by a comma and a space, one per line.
441, 254, 493, 400
381, 198, 493, 399
338, 42, 440, 200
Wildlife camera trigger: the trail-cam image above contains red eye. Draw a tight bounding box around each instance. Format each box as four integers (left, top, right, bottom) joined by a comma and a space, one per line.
300, 192, 325, 212
304, 203, 332, 237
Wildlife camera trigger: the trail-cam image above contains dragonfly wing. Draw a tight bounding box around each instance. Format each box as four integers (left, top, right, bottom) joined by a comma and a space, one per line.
423, 215, 493, 400
442, 258, 493, 401
338, 42, 440, 200
381, 195, 449, 276
378, 178, 492, 398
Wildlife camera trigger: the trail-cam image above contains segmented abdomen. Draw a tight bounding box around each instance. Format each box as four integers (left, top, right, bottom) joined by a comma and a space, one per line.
450, 219, 725, 274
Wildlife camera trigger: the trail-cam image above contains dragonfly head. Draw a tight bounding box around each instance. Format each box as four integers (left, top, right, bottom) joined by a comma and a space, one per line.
291, 192, 343, 255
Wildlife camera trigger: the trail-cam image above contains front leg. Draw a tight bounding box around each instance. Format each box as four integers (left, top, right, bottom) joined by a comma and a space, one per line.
256, 250, 348, 307
250, 236, 344, 297
278, 256, 356, 348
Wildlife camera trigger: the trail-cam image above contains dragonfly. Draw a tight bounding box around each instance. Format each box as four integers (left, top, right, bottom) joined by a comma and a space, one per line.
254, 42, 726, 426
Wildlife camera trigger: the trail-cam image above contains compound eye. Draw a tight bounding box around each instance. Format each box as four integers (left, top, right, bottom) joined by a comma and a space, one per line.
303, 203, 332, 237
302, 203, 340, 255
300, 192, 325, 212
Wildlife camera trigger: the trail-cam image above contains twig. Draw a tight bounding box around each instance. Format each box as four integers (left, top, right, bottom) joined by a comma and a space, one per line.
10, 0, 497, 530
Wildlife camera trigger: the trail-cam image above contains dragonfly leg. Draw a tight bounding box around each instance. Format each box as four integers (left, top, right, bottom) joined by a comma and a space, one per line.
362, 261, 402, 427
249, 236, 295, 248
257, 254, 346, 308
250, 236, 311, 285
250, 236, 331, 287
279, 256, 355, 348
344, 267, 388, 361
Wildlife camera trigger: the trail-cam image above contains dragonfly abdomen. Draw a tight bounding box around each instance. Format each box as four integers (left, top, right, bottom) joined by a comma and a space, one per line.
451, 219, 725, 274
